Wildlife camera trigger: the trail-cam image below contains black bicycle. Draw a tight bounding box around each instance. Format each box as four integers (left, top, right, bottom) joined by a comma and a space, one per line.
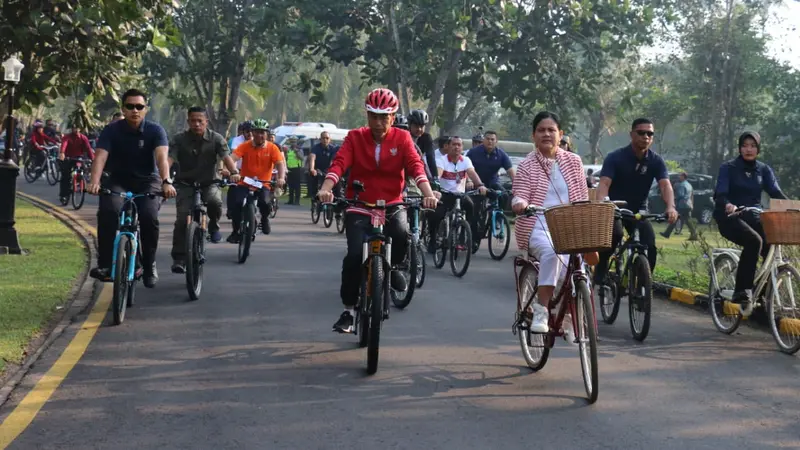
596, 201, 666, 341
178, 179, 226, 301
391, 196, 435, 309
233, 177, 275, 264
433, 190, 481, 277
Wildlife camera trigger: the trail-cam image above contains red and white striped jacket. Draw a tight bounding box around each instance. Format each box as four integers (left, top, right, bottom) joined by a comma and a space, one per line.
512, 149, 588, 252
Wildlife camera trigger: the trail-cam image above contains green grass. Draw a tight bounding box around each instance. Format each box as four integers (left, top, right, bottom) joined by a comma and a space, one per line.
652, 222, 729, 294
0, 200, 86, 372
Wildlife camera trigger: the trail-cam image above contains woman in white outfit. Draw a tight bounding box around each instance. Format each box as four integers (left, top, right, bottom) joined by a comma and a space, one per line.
511, 111, 589, 333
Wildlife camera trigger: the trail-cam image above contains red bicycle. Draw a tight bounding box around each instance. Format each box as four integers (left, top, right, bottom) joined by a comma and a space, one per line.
512, 203, 611, 404
67, 157, 89, 210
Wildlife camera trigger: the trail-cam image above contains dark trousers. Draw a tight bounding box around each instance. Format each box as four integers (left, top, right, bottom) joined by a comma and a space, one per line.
287, 168, 302, 204
663, 207, 697, 238
228, 185, 272, 233
341, 209, 408, 307
716, 211, 768, 292
171, 185, 223, 261
309, 172, 323, 198
97, 176, 161, 269
428, 192, 477, 243
594, 218, 657, 284
59, 160, 77, 199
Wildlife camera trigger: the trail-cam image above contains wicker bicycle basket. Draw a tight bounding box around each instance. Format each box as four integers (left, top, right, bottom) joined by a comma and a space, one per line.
761, 210, 800, 245
543, 202, 616, 254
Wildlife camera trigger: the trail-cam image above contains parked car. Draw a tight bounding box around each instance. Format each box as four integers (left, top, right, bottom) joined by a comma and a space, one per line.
648, 173, 715, 224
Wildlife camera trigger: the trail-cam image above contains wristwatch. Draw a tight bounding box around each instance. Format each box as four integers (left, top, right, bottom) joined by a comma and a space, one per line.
162, 177, 174, 185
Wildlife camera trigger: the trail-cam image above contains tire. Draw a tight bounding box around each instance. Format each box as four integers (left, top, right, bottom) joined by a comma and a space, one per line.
336, 213, 345, 234
185, 222, 204, 301
367, 256, 384, 375
449, 218, 472, 278
433, 220, 447, 269
488, 214, 511, 260
269, 198, 278, 219
415, 242, 426, 288
575, 278, 599, 404
709, 253, 742, 334
24, 158, 38, 183
238, 202, 255, 264
323, 205, 333, 228
311, 200, 321, 224
391, 239, 416, 310
768, 264, 800, 354
599, 256, 622, 324
358, 269, 369, 349
517, 265, 549, 371
628, 254, 652, 341
112, 235, 132, 325
46, 160, 58, 186
71, 176, 85, 210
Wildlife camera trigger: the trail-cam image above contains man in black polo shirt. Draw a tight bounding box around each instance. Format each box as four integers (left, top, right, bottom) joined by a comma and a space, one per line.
593, 118, 678, 288
308, 131, 337, 198
87, 88, 177, 288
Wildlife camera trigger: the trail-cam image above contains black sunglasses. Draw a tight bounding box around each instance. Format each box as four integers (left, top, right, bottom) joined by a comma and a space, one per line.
124, 103, 146, 111
635, 130, 655, 137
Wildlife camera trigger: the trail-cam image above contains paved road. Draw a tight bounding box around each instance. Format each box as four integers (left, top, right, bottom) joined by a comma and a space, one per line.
2, 177, 800, 449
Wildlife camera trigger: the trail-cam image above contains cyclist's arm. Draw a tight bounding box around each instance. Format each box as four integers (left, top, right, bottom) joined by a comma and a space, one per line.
510, 161, 531, 214
89, 149, 108, 185
272, 144, 286, 182
83, 135, 95, 159
595, 176, 612, 201
417, 133, 437, 181
466, 167, 483, 187
320, 135, 353, 192
501, 151, 516, 179
714, 163, 731, 209
763, 165, 788, 200
156, 145, 171, 183
308, 151, 317, 172
658, 178, 676, 210
59, 137, 68, 158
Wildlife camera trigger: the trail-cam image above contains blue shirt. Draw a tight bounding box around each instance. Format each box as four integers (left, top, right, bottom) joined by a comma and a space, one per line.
714, 156, 785, 215
97, 119, 169, 180
600, 145, 669, 211
311, 143, 337, 172
466, 145, 512, 186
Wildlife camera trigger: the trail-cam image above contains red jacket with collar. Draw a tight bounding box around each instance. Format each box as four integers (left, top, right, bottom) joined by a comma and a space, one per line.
326, 126, 429, 215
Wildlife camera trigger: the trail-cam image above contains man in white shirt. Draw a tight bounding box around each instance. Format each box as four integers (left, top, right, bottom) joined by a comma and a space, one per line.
428, 136, 486, 252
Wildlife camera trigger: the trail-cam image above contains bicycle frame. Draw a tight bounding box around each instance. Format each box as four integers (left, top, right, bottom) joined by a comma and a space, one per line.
110, 196, 141, 282
709, 244, 781, 302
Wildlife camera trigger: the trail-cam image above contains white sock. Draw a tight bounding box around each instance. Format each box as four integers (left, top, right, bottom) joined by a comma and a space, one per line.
344, 308, 354, 315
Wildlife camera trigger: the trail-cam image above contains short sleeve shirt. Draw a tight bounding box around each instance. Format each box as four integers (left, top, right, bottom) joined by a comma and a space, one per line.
311, 143, 337, 172
234, 141, 284, 190
169, 128, 230, 183
467, 145, 512, 186
97, 119, 169, 180
437, 155, 474, 194
600, 145, 668, 211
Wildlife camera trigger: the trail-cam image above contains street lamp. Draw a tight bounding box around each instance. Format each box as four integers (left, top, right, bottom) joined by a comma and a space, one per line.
0, 54, 24, 255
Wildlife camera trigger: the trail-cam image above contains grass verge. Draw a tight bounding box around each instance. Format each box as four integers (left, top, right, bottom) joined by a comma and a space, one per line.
0, 199, 86, 373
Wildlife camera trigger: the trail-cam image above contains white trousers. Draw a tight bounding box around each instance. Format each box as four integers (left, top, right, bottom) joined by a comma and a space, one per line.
528, 223, 568, 287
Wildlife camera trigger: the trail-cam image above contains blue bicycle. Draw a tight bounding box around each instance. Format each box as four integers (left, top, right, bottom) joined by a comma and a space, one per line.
102, 188, 162, 325
478, 189, 511, 260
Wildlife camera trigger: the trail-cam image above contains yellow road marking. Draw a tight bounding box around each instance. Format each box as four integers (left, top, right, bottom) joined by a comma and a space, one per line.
0, 193, 109, 449
669, 287, 697, 305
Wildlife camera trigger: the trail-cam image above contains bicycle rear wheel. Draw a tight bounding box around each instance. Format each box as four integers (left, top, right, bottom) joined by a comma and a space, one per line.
449, 218, 472, 277
323, 206, 333, 228
72, 176, 85, 210
575, 278, 599, 404
709, 253, 742, 334
367, 256, 385, 375
24, 158, 38, 183
185, 222, 204, 301
433, 221, 447, 269
112, 235, 132, 325
599, 256, 622, 324
238, 203, 255, 264
629, 254, 652, 341
488, 214, 511, 260
768, 264, 800, 354
517, 264, 549, 371
391, 240, 416, 310
311, 200, 321, 224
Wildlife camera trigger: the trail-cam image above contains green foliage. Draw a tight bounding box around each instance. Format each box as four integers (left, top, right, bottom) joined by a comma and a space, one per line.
664, 160, 685, 173
760, 66, 800, 197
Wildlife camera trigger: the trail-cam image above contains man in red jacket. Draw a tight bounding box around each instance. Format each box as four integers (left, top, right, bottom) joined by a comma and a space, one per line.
58, 125, 95, 202
318, 88, 439, 333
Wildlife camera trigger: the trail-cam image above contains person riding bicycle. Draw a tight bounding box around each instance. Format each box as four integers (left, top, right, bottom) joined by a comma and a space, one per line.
308, 131, 338, 199
58, 124, 95, 203
593, 118, 678, 292
29, 122, 59, 169
714, 131, 787, 307
226, 119, 285, 243
428, 136, 487, 253
466, 130, 515, 248
511, 111, 589, 333
407, 109, 438, 182
316, 88, 438, 334
86, 88, 178, 288
168, 106, 241, 274
229, 120, 253, 151
393, 113, 435, 197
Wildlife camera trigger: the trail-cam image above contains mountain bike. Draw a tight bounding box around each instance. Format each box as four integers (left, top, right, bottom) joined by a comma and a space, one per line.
708, 206, 800, 354
433, 190, 481, 277
100, 188, 163, 325
234, 177, 275, 264
178, 179, 226, 301
23, 144, 60, 184
61, 157, 89, 210
595, 202, 666, 342
391, 196, 435, 309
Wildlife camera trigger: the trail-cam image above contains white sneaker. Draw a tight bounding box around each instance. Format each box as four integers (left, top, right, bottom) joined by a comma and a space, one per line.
562, 313, 577, 345
531, 304, 549, 333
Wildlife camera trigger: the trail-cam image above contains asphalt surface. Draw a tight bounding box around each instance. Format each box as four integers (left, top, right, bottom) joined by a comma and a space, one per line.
2, 177, 800, 449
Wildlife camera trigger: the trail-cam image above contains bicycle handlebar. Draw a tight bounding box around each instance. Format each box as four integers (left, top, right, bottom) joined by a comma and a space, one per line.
177, 179, 228, 189
323, 197, 434, 212
98, 188, 164, 199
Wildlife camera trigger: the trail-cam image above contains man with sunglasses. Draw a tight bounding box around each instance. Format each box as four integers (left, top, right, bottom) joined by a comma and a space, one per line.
87, 89, 177, 288
593, 117, 678, 291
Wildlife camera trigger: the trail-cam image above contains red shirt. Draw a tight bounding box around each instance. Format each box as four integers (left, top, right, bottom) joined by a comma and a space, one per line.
31, 130, 58, 149
60, 133, 95, 159
326, 127, 428, 215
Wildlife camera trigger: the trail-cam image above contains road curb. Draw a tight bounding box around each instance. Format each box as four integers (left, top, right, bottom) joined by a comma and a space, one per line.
0, 192, 100, 408
653, 281, 709, 311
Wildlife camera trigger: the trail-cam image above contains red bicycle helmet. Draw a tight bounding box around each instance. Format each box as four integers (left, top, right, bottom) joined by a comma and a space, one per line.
365, 88, 399, 114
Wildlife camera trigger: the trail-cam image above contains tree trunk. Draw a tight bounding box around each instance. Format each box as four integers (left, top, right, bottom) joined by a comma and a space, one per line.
387, 3, 411, 114
587, 110, 605, 164
441, 69, 459, 134
425, 48, 462, 123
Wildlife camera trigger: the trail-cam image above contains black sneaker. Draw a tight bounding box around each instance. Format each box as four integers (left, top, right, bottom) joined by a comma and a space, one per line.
143, 263, 158, 288
391, 270, 407, 292
171, 262, 186, 274
261, 218, 271, 235
226, 232, 241, 244
89, 267, 112, 282
333, 311, 354, 333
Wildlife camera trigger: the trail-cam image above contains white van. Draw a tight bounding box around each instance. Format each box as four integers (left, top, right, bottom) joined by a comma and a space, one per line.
271, 122, 350, 152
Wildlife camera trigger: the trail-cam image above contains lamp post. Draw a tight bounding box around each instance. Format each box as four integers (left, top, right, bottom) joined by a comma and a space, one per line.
0, 55, 24, 255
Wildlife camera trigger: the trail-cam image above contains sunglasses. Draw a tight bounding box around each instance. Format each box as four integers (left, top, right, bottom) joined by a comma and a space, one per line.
635, 130, 655, 137
124, 103, 146, 111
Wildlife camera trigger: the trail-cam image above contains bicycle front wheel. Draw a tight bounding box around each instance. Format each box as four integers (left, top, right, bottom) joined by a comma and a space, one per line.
575, 278, 599, 404
72, 176, 86, 210
46, 160, 58, 186
336, 213, 345, 234
185, 222, 204, 301
488, 214, 511, 260
24, 158, 38, 183
769, 264, 800, 354
238, 203, 255, 264
433, 221, 448, 269
599, 256, 622, 324
269, 198, 278, 219
415, 241, 426, 288
112, 235, 132, 325
311, 201, 321, 224
391, 241, 416, 310
323, 206, 333, 228
449, 218, 472, 277
629, 254, 652, 341
367, 256, 385, 375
